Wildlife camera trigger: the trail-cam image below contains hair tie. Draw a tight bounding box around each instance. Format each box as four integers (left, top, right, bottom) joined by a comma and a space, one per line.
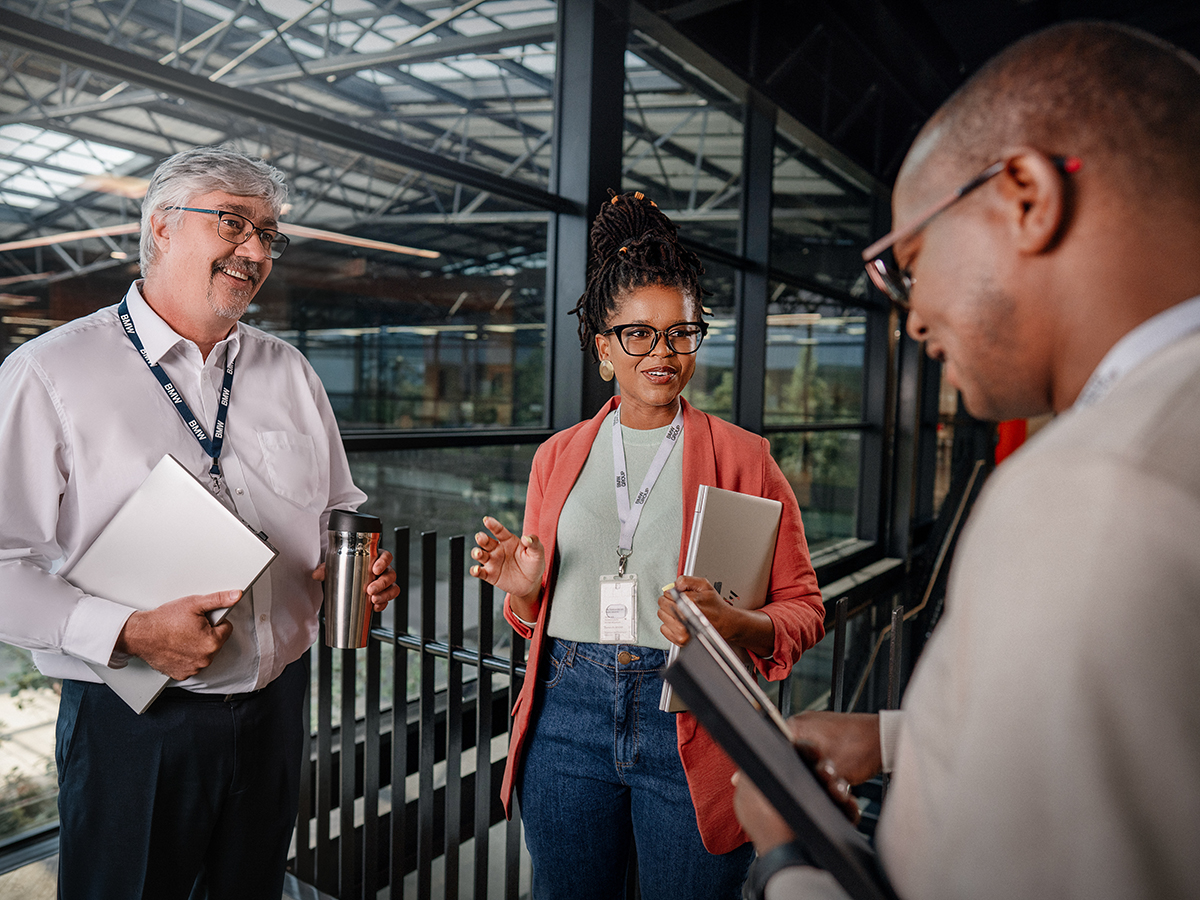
634, 192, 644, 200
618, 246, 628, 255
610, 194, 620, 204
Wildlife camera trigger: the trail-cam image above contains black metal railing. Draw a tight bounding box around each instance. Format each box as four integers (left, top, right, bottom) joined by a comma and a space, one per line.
290, 502, 977, 899
293, 527, 526, 900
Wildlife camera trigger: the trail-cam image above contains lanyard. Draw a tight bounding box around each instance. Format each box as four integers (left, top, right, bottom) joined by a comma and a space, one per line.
611, 405, 684, 575
118, 298, 235, 494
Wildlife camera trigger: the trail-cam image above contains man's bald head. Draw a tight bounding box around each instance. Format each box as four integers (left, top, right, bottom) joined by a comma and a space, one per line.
904, 22, 1200, 212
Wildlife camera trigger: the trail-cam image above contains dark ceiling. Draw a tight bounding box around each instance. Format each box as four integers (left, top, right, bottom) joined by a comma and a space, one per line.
648, 0, 1200, 184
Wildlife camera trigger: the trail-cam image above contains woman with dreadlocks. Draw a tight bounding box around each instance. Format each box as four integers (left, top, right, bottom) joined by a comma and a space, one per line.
470, 190, 824, 899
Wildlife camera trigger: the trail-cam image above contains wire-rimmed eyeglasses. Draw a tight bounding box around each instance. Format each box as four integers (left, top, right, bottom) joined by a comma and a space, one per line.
861, 155, 1082, 308
164, 206, 290, 260
603, 321, 708, 356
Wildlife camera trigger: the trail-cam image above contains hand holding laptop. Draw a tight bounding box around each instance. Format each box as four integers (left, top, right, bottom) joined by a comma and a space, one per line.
658, 574, 776, 658
115, 589, 242, 681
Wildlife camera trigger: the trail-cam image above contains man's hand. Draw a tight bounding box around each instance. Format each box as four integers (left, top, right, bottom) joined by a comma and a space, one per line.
733, 713, 874, 853
115, 590, 241, 680
311, 549, 400, 612
785, 711, 883, 786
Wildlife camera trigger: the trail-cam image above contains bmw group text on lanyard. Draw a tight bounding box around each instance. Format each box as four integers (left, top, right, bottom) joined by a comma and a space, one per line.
118, 298, 234, 496
600, 404, 684, 644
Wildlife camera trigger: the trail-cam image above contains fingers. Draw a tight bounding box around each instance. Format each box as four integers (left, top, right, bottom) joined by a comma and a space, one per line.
481, 515, 514, 542
815, 758, 860, 825
311, 562, 326, 581
196, 589, 241, 611
372, 550, 393, 576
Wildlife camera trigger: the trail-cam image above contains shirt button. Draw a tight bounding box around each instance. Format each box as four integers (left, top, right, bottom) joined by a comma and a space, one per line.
259, 614, 268, 623
235, 488, 244, 495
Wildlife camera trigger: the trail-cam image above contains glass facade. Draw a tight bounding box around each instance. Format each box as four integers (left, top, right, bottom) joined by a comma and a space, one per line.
0, 0, 912, 858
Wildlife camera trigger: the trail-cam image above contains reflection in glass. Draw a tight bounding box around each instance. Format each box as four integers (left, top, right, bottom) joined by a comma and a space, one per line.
683, 260, 736, 421
765, 285, 865, 427
624, 31, 744, 253
766, 429, 860, 551
771, 131, 874, 299
346, 442, 537, 700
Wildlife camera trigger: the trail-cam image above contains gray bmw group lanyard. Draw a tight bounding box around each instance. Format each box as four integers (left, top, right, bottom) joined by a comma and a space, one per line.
611, 404, 685, 575
118, 298, 234, 495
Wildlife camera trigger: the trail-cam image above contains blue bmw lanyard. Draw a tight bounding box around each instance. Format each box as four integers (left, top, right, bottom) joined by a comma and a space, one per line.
118, 298, 235, 494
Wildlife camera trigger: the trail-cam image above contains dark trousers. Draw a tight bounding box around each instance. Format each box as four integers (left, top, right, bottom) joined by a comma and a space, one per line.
55, 657, 308, 900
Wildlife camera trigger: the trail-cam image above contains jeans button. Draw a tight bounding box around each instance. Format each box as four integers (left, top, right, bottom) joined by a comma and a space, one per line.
617, 651, 632, 665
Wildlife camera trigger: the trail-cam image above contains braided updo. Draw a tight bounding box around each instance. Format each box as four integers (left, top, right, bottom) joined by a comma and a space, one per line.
569, 189, 706, 359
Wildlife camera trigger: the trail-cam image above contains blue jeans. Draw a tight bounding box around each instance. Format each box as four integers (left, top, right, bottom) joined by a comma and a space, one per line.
518, 638, 753, 900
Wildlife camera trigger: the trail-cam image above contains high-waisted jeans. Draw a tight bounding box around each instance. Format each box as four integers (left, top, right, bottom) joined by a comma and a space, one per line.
517, 637, 753, 900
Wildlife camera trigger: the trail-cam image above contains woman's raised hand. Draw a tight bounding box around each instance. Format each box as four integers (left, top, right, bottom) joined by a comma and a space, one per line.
470, 516, 545, 603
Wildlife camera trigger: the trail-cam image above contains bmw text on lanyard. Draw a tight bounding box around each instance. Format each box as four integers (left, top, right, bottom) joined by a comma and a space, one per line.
612, 404, 684, 575
118, 298, 234, 495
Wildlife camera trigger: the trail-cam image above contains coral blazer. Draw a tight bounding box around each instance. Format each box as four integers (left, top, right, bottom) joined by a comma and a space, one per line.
501, 396, 825, 853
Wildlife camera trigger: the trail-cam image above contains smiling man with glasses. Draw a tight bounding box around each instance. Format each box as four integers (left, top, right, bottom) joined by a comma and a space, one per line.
732, 21, 1200, 900
0, 146, 401, 899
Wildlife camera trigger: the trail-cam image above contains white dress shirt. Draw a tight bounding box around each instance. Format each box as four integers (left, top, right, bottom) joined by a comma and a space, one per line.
0, 281, 365, 693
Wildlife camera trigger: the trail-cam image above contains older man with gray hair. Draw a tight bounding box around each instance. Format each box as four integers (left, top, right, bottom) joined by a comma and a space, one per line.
0, 146, 399, 898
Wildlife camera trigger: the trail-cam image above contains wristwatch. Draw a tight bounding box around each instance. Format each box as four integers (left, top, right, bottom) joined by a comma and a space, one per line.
743, 840, 814, 900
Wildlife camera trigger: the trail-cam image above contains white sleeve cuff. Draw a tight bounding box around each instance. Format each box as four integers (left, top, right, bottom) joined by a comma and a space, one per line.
62, 594, 136, 668
879, 708, 903, 774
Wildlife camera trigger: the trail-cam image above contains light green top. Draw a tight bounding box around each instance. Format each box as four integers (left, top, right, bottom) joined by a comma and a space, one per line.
546, 413, 684, 650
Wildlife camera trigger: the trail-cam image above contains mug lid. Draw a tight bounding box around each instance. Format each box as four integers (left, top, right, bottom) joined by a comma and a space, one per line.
328, 509, 383, 533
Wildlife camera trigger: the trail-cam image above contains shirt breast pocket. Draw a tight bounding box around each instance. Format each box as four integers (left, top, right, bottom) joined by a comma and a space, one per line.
258, 430, 320, 509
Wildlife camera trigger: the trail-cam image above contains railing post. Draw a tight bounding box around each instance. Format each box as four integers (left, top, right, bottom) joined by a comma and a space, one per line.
316, 639, 335, 892
830, 597, 848, 712
474, 578, 495, 900
363, 601, 382, 897
340, 639, 359, 899
445, 536, 465, 899
418, 531, 438, 898
390, 527, 411, 896
295, 647, 314, 881
505, 632, 525, 900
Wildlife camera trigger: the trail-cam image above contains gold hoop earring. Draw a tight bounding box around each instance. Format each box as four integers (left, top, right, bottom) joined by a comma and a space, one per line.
598, 359, 615, 382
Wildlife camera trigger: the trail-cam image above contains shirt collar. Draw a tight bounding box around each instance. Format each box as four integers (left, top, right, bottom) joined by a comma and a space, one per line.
122, 281, 242, 366
1075, 294, 1200, 409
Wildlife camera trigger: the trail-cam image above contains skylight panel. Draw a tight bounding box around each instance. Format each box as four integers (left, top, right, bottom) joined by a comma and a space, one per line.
0, 192, 42, 209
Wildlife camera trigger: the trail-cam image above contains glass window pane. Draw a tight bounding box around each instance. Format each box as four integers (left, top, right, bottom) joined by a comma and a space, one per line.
765, 283, 866, 427
765, 429, 860, 552
624, 31, 743, 254
347, 442, 537, 697
0, 645, 60, 842
772, 131, 875, 300
682, 259, 735, 420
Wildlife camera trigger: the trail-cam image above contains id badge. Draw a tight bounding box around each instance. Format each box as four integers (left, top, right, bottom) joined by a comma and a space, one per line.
599, 574, 638, 644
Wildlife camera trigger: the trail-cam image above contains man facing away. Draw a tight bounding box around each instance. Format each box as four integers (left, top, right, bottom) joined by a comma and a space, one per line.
734, 21, 1200, 900
0, 146, 400, 898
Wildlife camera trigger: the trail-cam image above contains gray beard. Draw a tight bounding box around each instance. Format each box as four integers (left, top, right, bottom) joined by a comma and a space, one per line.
207, 258, 259, 319
206, 284, 251, 320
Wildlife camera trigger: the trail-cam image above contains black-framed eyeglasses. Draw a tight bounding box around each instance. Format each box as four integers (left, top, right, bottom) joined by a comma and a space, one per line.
603, 321, 708, 356
861, 155, 1082, 308
164, 206, 290, 259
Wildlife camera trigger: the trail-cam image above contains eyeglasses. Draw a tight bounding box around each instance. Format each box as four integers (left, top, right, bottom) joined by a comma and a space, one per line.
164, 206, 290, 259
603, 321, 708, 356
861, 155, 1082, 308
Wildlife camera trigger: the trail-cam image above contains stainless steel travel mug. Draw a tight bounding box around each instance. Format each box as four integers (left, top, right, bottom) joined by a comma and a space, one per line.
323, 509, 382, 649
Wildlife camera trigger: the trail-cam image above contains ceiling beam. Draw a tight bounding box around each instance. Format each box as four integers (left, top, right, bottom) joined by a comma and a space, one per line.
0, 11, 577, 215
